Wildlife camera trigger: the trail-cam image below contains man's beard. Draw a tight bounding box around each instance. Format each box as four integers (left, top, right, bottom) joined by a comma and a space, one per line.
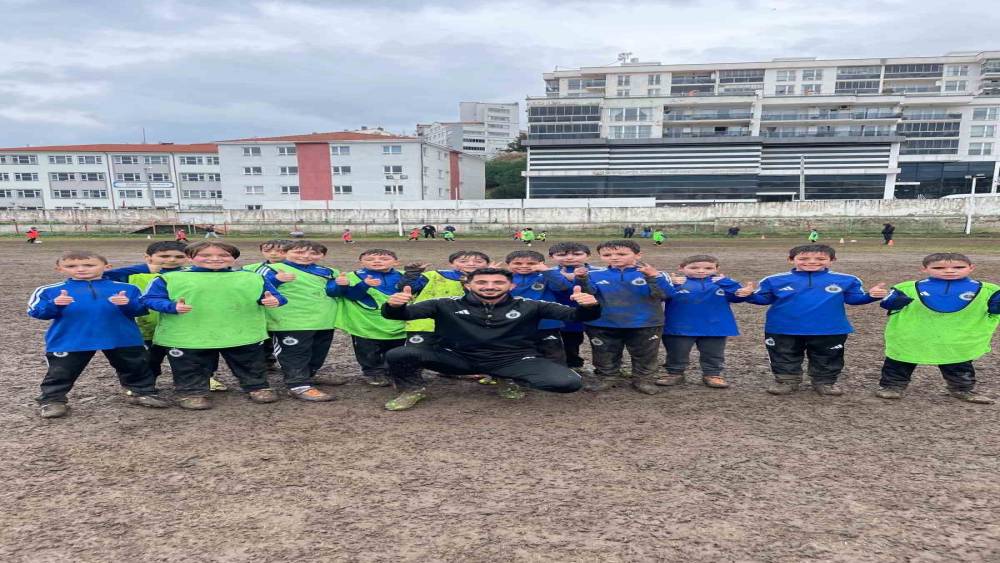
469, 288, 507, 301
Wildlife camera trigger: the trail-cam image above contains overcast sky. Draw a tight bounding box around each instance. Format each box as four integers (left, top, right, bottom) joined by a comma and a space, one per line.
1, 0, 997, 146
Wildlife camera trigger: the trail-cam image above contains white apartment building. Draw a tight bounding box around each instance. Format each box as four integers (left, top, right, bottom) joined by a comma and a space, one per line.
417, 102, 520, 159
527, 51, 1000, 200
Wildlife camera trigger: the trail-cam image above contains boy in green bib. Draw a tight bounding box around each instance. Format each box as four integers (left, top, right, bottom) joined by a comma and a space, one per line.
142, 241, 286, 410
260, 240, 343, 402
397, 250, 491, 346
877, 253, 1000, 403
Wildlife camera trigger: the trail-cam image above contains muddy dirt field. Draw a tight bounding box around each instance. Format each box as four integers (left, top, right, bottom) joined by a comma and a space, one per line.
2, 235, 1000, 562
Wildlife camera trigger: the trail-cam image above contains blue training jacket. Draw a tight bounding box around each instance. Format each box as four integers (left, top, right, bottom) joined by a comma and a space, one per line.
510, 268, 573, 330
584, 266, 675, 329
552, 264, 596, 333
104, 263, 185, 282
881, 277, 1000, 313
664, 276, 746, 337
744, 268, 878, 335
28, 278, 147, 352
340, 268, 404, 306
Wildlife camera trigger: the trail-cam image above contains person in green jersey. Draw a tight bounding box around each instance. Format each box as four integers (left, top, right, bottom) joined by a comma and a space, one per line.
242, 239, 291, 274
142, 242, 286, 410
442, 230, 455, 242
652, 229, 665, 246
521, 228, 536, 247
397, 250, 492, 346
877, 253, 1000, 403
334, 249, 407, 386
807, 228, 820, 243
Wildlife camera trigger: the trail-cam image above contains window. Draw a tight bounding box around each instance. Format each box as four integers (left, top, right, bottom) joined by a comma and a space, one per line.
438, 170, 445, 179
972, 107, 999, 120
179, 156, 204, 165
775, 85, 795, 96
16, 189, 41, 197
801, 69, 823, 81
0, 173, 7, 180
332, 166, 351, 175
384, 185, 404, 195
79, 172, 104, 181
971, 125, 995, 137
148, 173, 170, 181
616, 89, 630, 97
48, 155, 73, 164
207, 173, 221, 182
206, 156, 219, 165
114, 155, 140, 164
242, 147, 262, 157
382, 145, 402, 155
648, 88, 661, 96
181, 173, 206, 182
51, 189, 78, 198
118, 189, 144, 198
383, 165, 403, 176
14, 173, 39, 181
0, 190, 10, 197
182, 190, 222, 199
78, 155, 102, 164
609, 125, 652, 139
116, 173, 141, 181
776, 70, 796, 82
279, 166, 298, 175
50, 173, 76, 181
944, 80, 967, 92
333, 185, 352, 195
280, 185, 299, 195
835, 80, 880, 94
331, 145, 351, 155
144, 155, 169, 165
81, 189, 107, 198
243, 167, 262, 175
609, 108, 652, 122
946, 65, 969, 76
0, 154, 38, 164
802, 84, 822, 95
969, 142, 993, 155
152, 190, 172, 198
277, 146, 296, 156
617, 75, 631, 86
647, 74, 662, 86
244, 185, 265, 194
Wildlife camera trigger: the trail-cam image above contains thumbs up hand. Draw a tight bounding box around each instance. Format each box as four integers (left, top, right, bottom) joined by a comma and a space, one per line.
868, 282, 889, 299
388, 285, 413, 307
54, 289, 74, 306
569, 285, 598, 306
335, 272, 350, 286
364, 275, 382, 287
108, 290, 130, 306
175, 297, 193, 314
261, 291, 280, 308
275, 271, 296, 282
735, 281, 756, 297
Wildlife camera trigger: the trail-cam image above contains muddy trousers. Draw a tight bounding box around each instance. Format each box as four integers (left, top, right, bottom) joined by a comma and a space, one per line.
272, 330, 335, 387
663, 335, 727, 376
352, 336, 406, 379
144, 340, 170, 377
385, 345, 582, 393
167, 341, 270, 396
536, 329, 567, 365
880, 357, 976, 392
38, 346, 156, 404
765, 333, 847, 385
560, 330, 586, 368
585, 326, 662, 380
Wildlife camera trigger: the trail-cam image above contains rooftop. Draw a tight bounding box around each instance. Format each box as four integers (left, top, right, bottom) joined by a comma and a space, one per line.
220, 131, 415, 143
0, 143, 218, 153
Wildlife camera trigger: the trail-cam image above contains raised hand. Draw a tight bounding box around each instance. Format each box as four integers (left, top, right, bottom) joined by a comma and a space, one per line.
53, 289, 74, 306
637, 261, 660, 278
387, 285, 413, 307
175, 297, 193, 314
275, 271, 296, 282
735, 281, 756, 297
108, 290, 129, 306
261, 291, 280, 308
573, 266, 589, 278
669, 271, 687, 285
569, 285, 598, 306
335, 272, 350, 286
364, 276, 382, 287
488, 261, 506, 269
868, 282, 889, 299
404, 262, 430, 273
531, 262, 551, 272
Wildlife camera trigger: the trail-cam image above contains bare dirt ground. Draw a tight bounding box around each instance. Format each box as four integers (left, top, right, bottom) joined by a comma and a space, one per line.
2, 234, 1000, 562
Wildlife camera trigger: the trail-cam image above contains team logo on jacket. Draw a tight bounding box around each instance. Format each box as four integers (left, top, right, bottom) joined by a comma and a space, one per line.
408, 335, 425, 344
53, 352, 69, 358
778, 286, 795, 292
282, 336, 299, 346
631, 278, 648, 286
824, 284, 843, 293
960, 291, 976, 301
168, 348, 184, 357
764, 338, 775, 346
715, 288, 725, 296
531, 282, 545, 291
591, 337, 604, 346
505, 310, 522, 319
455, 309, 471, 315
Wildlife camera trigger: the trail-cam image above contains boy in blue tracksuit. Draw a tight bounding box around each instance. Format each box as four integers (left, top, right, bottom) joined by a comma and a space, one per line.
660, 254, 752, 389
505, 250, 573, 364
744, 244, 888, 396
28, 250, 168, 418
578, 240, 677, 394
548, 242, 595, 370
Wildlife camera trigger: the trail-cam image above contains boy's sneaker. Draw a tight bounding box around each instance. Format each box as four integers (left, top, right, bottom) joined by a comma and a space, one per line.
497, 380, 526, 400
766, 380, 798, 395
209, 377, 228, 392
654, 374, 685, 386
949, 390, 995, 404
287, 386, 332, 402
177, 396, 212, 410
875, 386, 904, 400
385, 389, 427, 411
702, 375, 730, 389
248, 388, 279, 403
632, 379, 661, 395
122, 390, 170, 408
367, 375, 391, 387
39, 403, 68, 419
813, 383, 844, 396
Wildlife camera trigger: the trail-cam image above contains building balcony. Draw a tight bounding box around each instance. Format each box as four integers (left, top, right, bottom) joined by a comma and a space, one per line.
664, 111, 753, 121
760, 111, 901, 121
900, 113, 962, 120
663, 129, 751, 138
760, 129, 895, 138
883, 72, 943, 79
671, 77, 715, 85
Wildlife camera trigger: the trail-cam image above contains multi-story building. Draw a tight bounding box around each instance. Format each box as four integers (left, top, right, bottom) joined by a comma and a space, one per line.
418, 102, 520, 158
0, 143, 220, 210
527, 51, 1000, 200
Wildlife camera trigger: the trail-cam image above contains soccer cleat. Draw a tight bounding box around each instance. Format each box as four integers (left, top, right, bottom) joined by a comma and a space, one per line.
813, 383, 844, 396
949, 390, 995, 404
654, 374, 685, 386
702, 375, 730, 389
367, 375, 392, 387
874, 386, 904, 400
385, 389, 427, 411
122, 390, 170, 408
177, 396, 212, 410
497, 380, 526, 400
631, 379, 661, 395
248, 388, 279, 404
766, 381, 798, 395
39, 403, 68, 418
209, 377, 228, 392
287, 386, 333, 402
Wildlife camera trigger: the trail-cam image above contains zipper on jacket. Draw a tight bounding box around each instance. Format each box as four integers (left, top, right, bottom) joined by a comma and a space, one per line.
87, 281, 97, 299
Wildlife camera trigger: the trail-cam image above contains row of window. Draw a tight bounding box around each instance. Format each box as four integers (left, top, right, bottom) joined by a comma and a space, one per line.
243, 166, 298, 176
0, 154, 220, 166
243, 185, 300, 195
242, 146, 296, 157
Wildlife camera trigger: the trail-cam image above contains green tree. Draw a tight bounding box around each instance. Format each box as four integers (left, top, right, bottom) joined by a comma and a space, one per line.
486, 154, 526, 199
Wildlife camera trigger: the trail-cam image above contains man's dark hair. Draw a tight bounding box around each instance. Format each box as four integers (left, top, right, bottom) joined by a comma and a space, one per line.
788, 244, 836, 260
596, 240, 641, 254
448, 250, 490, 263
259, 239, 291, 250
548, 242, 591, 256
465, 267, 513, 281
285, 240, 328, 254
505, 250, 545, 263
922, 252, 972, 267
360, 248, 398, 260
680, 254, 719, 267
57, 250, 108, 265
185, 241, 241, 259
146, 241, 188, 255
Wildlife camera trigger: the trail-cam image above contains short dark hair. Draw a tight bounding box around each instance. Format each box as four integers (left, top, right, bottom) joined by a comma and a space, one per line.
505, 250, 545, 263
259, 239, 291, 250
548, 242, 591, 256
146, 241, 188, 255
923, 252, 972, 267
359, 248, 398, 260
185, 241, 241, 259
448, 250, 490, 264
465, 267, 513, 282
596, 240, 641, 254
57, 250, 108, 265
680, 254, 719, 267
285, 240, 328, 255
789, 244, 836, 260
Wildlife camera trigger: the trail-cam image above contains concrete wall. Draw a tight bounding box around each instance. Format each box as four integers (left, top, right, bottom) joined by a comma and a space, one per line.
3, 198, 998, 235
